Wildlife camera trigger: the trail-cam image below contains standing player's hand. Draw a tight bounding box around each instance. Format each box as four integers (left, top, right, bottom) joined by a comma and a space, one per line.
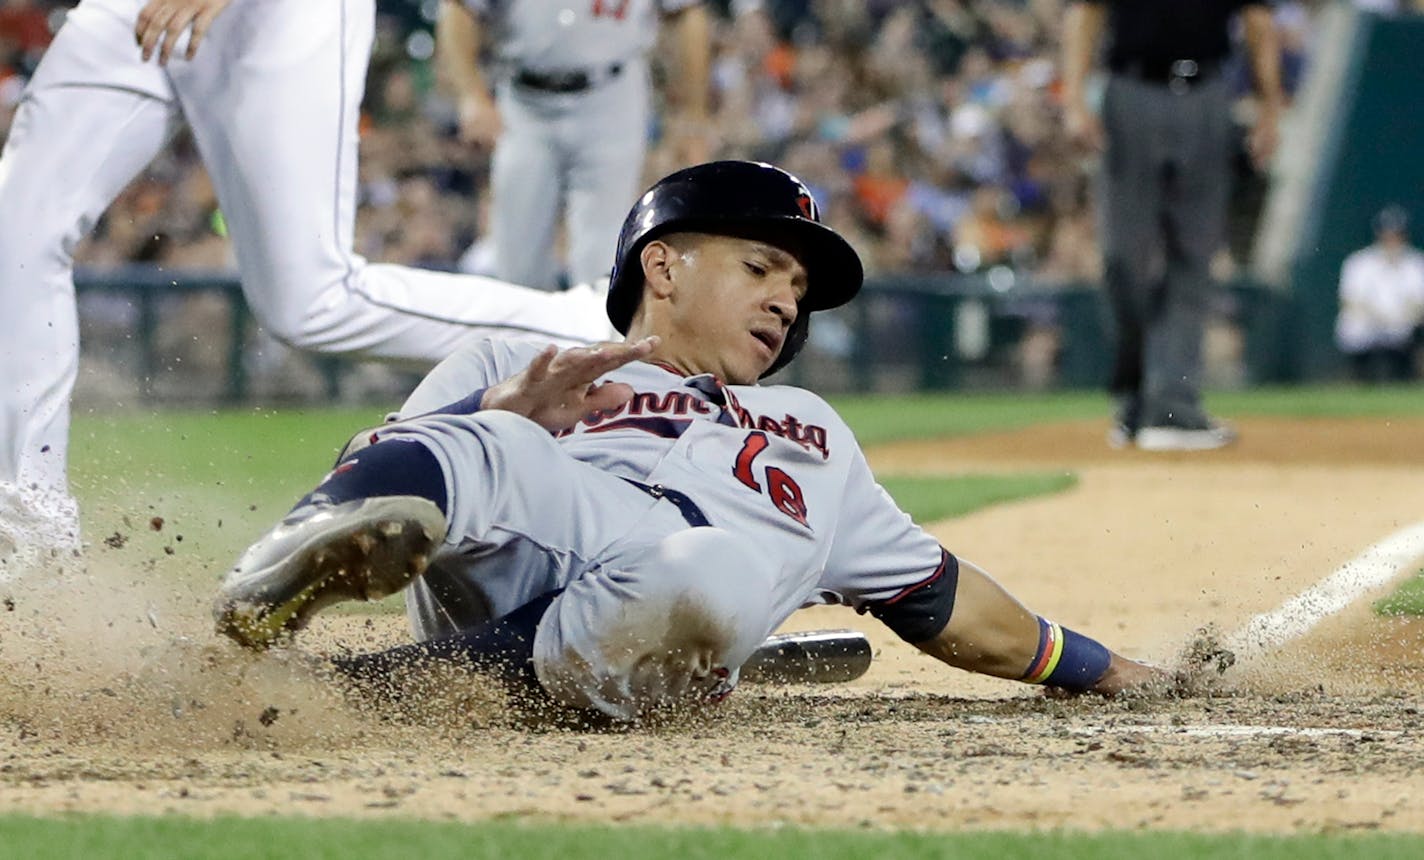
135, 0, 233, 65
1248, 109, 1280, 171
480, 337, 659, 432
457, 92, 503, 149
1064, 102, 1105, 154
665, 114, 713, 166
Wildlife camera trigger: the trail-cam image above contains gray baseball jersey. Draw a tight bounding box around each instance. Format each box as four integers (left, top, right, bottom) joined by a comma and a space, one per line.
370, 338, 951, 717
0, 0, 614, 547
464, 0, 698, 70
460, 0, 702, 291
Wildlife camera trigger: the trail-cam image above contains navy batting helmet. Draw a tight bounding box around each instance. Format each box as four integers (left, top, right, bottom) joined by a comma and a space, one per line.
606, 160, 863, 377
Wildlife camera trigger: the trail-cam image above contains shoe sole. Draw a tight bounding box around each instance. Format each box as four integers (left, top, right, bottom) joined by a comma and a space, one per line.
214, 497, 445, 650
1135, 427, 1236, 452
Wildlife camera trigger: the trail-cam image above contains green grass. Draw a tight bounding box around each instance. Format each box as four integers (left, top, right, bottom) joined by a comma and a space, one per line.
880, 473, 1076, 523
1374, 569, 1424, 617
69, 407, 386, 568
2, 816, 1422, 860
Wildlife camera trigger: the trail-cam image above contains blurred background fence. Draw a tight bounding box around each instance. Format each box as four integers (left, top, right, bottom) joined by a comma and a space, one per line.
73, 268, 1284, 405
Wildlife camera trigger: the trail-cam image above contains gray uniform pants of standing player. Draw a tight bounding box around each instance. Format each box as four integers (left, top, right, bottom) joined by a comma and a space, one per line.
490, 62, 649, 291
1099, 72, 1233, 430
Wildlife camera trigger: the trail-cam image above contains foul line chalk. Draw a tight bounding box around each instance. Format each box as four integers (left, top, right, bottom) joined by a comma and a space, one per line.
1224, 521, 1424, 660
1072, 725, 1401, 740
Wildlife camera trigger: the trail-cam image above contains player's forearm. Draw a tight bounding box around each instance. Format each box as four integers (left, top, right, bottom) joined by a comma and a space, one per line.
1060, 2, 1105, 109
913, 558, 1160, 694
667, 4, 711, 124
437, 0, 488, 100
913, 558, 1041, 680
1242, 6, 1285, 116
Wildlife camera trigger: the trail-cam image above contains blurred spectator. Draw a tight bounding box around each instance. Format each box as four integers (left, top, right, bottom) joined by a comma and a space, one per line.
953, 185, 1030, 272
1335, 206, 1424, 383
0, 0, 53, 76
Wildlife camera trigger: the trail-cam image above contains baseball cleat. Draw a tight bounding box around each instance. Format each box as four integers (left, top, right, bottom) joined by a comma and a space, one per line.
214, 496, 447, 650
1135, 420, 1237, 452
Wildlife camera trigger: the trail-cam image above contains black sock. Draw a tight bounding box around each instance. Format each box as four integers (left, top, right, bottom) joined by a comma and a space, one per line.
331, 589, 562, 691
295, 438, 448, 516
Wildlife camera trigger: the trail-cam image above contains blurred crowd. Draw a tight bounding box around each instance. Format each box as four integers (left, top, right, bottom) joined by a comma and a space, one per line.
0, 0, 1336, 288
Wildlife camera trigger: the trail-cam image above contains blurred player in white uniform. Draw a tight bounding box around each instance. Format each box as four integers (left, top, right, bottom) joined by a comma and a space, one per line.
213, 162, 1165, 721
0, 0, 616, 566
438, 0, 710, 291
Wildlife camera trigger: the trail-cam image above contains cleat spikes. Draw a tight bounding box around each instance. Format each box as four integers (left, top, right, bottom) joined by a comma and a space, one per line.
212, 497, 448, 650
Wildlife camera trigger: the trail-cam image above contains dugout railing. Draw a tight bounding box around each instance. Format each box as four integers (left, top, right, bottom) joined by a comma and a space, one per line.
73, 267, 1287, 403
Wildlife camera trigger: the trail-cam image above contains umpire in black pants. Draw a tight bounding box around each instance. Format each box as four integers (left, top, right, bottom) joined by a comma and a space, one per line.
1062, 0, 1284, 451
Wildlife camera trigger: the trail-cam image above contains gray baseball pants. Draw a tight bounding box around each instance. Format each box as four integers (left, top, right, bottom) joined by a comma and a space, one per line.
1098, 73, 1234, 428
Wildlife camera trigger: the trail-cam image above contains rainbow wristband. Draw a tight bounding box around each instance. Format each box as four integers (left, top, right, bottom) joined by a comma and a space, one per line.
1019, 617, 1112, 691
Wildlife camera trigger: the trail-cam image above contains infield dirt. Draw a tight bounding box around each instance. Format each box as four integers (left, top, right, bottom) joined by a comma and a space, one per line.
2, 416, 1422, 833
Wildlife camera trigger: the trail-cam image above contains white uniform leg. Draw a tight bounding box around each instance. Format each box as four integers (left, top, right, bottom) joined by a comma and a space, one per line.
489, 85, 565, 290
533, 527, 777, 721
0, 0, 177, 552
168, 0, 607, 361
562, 66, 649, 289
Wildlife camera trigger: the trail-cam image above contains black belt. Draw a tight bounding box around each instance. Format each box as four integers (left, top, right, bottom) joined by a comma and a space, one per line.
513, 62, 623, 94
622, 479, 710, 528
1111, 57, 1222, 89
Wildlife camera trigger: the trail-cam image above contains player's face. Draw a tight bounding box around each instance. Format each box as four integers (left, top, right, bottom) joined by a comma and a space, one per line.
662, 235, 809, 384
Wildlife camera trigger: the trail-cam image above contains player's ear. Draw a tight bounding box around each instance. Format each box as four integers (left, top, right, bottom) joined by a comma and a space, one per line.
640, 240, 677, 299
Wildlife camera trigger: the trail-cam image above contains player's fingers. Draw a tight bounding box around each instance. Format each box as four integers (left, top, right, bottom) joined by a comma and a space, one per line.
135, 1, 161, 45
588, 336, 659, 369
526, 344, 559, 381
187, 6, 221, 60
581, 381, 636, 414
158, 13, 192, 66
136, 3, 178, 62
571, 342, 655, 382
555, 338, 643, 372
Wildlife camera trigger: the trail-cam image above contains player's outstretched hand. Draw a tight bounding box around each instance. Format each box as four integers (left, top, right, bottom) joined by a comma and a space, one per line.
136, 0, 233, 64
1041, 653, 1174, 700
480, 337, 660, 432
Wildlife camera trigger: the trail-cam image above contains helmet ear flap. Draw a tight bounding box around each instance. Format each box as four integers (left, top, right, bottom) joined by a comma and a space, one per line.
762, 313, 810, 378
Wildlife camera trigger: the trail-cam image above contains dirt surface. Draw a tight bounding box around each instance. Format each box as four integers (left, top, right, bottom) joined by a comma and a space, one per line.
3, 416, 1424, 834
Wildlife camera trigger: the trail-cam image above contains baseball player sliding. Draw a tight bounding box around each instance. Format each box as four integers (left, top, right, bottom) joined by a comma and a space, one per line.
214, 162, 1166, 721
439, 0, 710, 291
0, 0, 614, 565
